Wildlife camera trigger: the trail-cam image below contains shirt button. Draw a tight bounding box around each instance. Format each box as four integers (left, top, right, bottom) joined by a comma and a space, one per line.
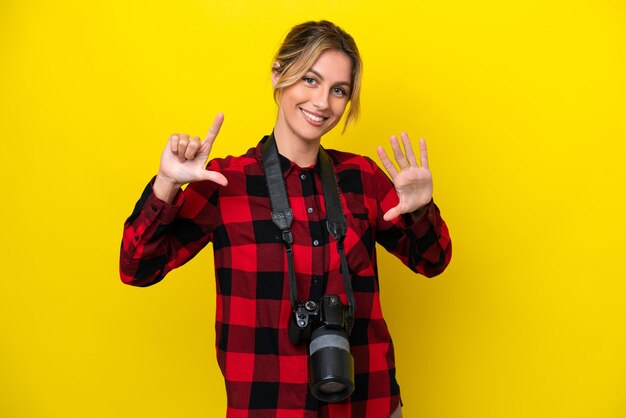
313, 239, 320, 246
151, 204, 158, 212
300, 174, 307, 180
307, 207, 313, 214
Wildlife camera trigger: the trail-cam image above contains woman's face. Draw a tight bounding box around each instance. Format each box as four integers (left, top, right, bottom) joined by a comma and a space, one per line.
273, 49, 352, 144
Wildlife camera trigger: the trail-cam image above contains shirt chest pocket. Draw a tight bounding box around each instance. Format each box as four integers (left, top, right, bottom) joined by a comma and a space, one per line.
343, 213, 376, 277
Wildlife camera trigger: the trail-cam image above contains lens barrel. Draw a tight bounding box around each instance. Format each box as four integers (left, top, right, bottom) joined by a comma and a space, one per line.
308, 327, 354, 402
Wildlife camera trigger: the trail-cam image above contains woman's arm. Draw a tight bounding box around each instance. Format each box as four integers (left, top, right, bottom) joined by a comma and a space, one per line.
119, 113, 227, 286
373, 133, 452, 277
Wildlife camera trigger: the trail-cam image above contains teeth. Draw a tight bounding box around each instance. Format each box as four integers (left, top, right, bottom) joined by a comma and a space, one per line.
302, 109, 324, 122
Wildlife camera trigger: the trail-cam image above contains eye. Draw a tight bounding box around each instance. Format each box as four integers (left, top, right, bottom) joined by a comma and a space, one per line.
332, 87, 347, 97
303, 77, 317, 86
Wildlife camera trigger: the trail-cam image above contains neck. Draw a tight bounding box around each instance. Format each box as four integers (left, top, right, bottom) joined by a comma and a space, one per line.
273, 125, 320, 167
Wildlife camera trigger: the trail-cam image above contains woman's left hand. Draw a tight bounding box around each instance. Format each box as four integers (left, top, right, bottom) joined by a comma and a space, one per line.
377, 132, 433, 221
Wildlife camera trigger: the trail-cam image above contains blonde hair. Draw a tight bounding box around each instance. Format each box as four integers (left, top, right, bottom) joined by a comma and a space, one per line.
272, 21, 362, 130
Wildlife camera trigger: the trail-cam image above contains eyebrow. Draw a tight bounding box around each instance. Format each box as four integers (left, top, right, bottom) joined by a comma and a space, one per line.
308, 68, 352, 88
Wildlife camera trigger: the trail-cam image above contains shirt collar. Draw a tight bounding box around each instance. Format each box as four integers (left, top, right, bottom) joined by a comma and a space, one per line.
255, 133, 323, 177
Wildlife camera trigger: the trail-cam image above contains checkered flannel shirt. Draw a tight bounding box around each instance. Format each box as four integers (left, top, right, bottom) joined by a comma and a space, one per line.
120, 136, 452, 417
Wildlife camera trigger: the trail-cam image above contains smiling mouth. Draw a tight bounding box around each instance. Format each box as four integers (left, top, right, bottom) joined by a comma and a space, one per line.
300, 108, 327, 124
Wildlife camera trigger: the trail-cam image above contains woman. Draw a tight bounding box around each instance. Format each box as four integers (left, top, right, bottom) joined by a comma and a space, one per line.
120, 20, 451, 418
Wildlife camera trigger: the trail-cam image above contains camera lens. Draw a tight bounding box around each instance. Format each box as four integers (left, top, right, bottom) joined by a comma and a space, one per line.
308, 327, 354, 402
318, 381, 346, 394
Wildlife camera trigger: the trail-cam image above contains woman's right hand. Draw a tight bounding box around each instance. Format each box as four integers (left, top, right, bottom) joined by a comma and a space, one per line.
153, 113, 228, 203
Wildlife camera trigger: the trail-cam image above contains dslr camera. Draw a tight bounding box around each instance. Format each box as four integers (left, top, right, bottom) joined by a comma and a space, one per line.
289, 294, 355, 402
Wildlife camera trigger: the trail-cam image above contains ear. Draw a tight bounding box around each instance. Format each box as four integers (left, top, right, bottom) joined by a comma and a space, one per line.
271, 62, 281, 88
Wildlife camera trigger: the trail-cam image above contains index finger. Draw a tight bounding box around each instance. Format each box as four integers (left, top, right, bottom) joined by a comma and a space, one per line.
200, 112, 225, 154
204, 112, 225, 143
377, 145, 399, 179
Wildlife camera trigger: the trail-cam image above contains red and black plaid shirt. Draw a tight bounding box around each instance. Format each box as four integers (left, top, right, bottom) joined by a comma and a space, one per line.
120, 136, 452, 417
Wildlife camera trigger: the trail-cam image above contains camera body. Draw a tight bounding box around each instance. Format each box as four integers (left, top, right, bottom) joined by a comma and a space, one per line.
289, 294, 355, 402
289, 295, 353, 344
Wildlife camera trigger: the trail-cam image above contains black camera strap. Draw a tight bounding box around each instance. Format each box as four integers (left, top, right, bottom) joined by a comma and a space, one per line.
262, 134, 356, 315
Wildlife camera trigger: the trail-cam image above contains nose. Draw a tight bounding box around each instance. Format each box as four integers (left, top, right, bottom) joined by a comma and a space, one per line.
312, 88, 330, 110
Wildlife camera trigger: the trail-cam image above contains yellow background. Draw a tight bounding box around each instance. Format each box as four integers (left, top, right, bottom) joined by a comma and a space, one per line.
1, 1, 625, 417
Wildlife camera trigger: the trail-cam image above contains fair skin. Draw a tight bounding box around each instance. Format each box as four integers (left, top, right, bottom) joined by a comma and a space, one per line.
153, 48, 433, 223
271, 49, 353, 167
